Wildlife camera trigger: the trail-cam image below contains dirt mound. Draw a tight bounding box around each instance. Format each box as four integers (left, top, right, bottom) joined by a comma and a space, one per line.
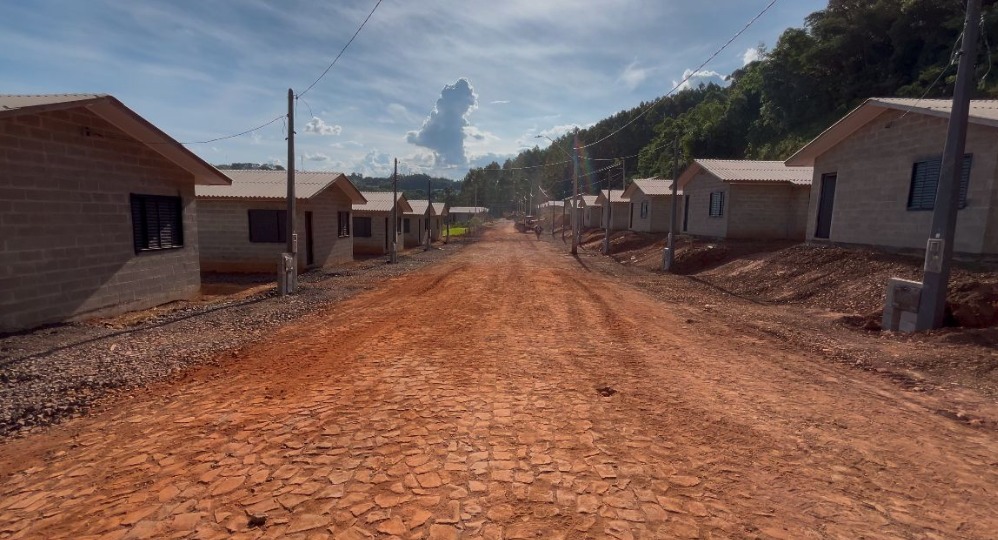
586, 232, 998, 330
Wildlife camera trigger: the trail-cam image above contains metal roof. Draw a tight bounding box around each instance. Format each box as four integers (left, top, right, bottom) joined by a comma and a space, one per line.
354, 191, 413, 213
786, 98, 998, 166
406, 199, 434, 216
623, 178, 676, 198
538, 201, 564, 208
596, 189, 627, 204
196, 170, 365, 202
449, 206, 488, 213
678, 159, 813, 189
431, 202, 448, 215
0, 93, 230, 186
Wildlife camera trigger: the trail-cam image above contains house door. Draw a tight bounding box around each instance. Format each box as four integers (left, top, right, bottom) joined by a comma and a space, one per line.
815, 173, 837, 239
305, 212, 315, 266
682, 195, 690, 232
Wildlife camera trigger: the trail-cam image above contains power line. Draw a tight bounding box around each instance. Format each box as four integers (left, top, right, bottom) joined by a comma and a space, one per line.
181, 114, 286, 145
297, 0, 384, 99
578, 0, 780, 151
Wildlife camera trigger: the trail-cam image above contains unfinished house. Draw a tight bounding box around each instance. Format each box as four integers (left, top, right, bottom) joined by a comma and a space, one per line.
622, 178, 680, 233
430, 202, 448, 241
352, 192, 412, 255
786, 98, 998, 255
677, 159, 812, 240
403, 200, 434, 248
0, 93, 230, 332
196, 170, 365, 272
595, 189, 629, 231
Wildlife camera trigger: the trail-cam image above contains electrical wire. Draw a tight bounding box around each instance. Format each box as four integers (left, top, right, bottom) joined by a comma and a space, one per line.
577, 0, 779, 151
297, 0, 384, 99
181, 114, 286, 145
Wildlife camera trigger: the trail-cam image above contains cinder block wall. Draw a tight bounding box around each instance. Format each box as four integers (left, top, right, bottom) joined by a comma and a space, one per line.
0, 108, 201, 332
353, 211, 392, 255
727, 183, 795, 239
650, 195, 675, 233
308, 188, 353, 267
403, 214, 426, 248
683, 172, 729, 238
808, 109, 998, 254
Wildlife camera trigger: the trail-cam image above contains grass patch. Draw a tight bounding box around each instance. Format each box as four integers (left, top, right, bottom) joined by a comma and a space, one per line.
445, 225, 468, 237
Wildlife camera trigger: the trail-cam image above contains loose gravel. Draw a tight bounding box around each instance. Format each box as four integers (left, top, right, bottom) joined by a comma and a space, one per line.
0, 238, 471, 439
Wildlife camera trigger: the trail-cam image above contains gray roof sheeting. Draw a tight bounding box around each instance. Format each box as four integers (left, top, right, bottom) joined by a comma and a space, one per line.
196, 170, 365, 202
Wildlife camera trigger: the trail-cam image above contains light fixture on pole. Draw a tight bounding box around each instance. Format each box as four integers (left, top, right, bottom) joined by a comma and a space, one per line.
536, 133, 580, 255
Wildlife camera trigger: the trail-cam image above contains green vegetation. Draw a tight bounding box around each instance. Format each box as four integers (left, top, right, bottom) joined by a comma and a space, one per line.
347, 172, 458, 201
445, 225, 468, 237
455, 0, 998, 212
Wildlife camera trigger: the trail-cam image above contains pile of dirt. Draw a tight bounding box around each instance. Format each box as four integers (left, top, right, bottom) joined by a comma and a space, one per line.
581, 231, 998, 330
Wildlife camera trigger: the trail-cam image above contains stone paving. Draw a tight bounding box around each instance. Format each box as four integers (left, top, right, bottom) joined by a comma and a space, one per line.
0, 226, 996, 539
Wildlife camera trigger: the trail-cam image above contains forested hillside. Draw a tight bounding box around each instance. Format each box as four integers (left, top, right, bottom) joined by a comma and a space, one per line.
456, 0, 998, 212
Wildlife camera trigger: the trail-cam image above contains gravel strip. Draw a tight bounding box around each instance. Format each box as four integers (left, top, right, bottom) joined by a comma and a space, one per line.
0, 238, 472, 439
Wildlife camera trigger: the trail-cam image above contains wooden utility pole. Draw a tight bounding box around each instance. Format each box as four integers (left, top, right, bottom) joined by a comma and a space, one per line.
281, 89, 297, 295
444, 187, 451, 244
390, 158, 398, 264
916, 0, 982, 330
571, 129, 580, 255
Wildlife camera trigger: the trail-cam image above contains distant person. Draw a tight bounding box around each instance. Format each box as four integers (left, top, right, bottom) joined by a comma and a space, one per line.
534, 224, 542, 239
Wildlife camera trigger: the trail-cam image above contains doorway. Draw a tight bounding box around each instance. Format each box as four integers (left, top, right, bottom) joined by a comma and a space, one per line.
815, 173, 837, 239
304, 212, 314, 266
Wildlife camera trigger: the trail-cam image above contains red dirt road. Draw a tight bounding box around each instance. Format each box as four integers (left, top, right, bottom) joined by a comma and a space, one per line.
1, 226, 996, 539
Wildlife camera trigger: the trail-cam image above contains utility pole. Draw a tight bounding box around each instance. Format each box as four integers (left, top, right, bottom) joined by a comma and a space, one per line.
444, 187, 451, 244
390, 158, 398, 264
281, 89, 297, 295
665, 137, 680, 271
561, 198, 566, 241
425, 178, 432, 250
571, 129, 580, 255
916, 0, 982, 330
603, 160, 623, 255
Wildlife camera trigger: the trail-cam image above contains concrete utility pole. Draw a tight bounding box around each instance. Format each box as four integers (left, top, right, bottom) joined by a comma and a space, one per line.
444, 187, 451, 244
664, 137, 680, 271
916, 0, 982, 330
281, 88, 297, 295
425, 178, 432, 250
390, 158, 398, 264
603, 160, 623, 255
571, 130, 581, 255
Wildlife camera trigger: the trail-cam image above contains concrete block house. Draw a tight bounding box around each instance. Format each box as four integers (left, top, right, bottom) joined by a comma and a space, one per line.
0, 94, 231, 332
677, 159, 813, 240
448, 207, 488, 223
595, 189, 629, 231
430, 202, 447, 241
786, 98, 998, 255
403, 200, 434, 248
621, 178, 680, 233
352, 192, 412, 255
195, 170, 365, 272
575, 195, 602, 229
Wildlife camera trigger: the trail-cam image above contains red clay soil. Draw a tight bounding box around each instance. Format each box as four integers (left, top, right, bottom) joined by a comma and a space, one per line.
1, 225, 997, 539
585, 229, 998, 331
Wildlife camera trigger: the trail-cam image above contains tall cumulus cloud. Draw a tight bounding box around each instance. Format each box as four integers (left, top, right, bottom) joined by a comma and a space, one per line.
406, 78, 478, 167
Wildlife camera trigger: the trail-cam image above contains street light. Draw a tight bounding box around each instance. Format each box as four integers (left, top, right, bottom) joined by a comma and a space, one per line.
536, 132, 580, 255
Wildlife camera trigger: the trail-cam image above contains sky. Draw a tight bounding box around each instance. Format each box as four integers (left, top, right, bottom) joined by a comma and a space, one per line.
0, 0, 827, 179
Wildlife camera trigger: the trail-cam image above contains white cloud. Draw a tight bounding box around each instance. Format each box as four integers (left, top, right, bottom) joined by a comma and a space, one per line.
674, 69, 729, 91
330, 140, 364, 149
618, 60, 650, 90
305, 152, 330, 161
304, 116, 342, 136
361, 150, 394, 177
406, 78, 478, 167
742, 47, 762, 66
490, 100, 511, 105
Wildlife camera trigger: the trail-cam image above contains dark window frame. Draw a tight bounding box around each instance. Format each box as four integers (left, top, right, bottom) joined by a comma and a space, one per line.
403, 218, 411, 233
337, 211, 351, 237
247, 209, 288, 243
639, 200, 649, 219
708, 191, 725, 217
130, 194, 184, 254
353, 216, 373, 238
907, 154, 972, 211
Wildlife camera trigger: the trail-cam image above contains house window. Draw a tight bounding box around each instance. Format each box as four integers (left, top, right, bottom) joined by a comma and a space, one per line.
709, 191, 725, 217
353, 216, 372, 238
337, 211, 350, 237
640, 200, 649, 219
247, 209, 287, 243
130, 194, 183, 253
907, 155, 972, 211
403, 218, 411, 233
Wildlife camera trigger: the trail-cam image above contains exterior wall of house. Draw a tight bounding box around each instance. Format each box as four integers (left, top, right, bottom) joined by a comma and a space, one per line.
0, 108, 202, 332
602, 201, 630, 230
726, 183, 809, 240
403, 214, 428, 247
198, 188, 354, 272
582, 206, 602, 228
683, 171, 729, 238
429, 216, 445, 241
352, 210, 397, 255
807, 109, 998, 254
